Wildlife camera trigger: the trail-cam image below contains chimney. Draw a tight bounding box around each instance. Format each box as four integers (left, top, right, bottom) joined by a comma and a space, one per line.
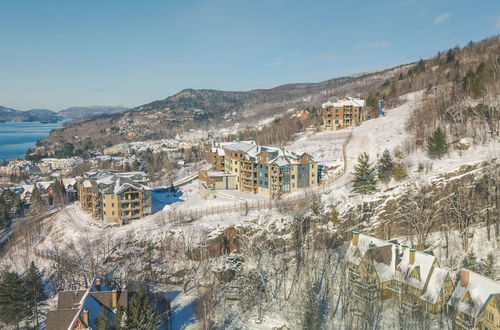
95, 278, 101, 291
83, 310, 89, 326
402, 244, 408, 251
352, 231, 360, 246
460, 270, 470, 288
409, 249, 416, 265
111, 290, 117, 308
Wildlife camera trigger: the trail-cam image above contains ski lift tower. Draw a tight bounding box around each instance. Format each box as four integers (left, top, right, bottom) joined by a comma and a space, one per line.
379, 99, 385, 116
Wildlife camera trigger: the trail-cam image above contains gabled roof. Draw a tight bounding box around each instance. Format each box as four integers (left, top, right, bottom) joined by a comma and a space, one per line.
80, 171, 149, 195
395, 248, 436, 290
448, 270, 500, 318
322, 96, 366, 108
46, 309, 79, 330
46, 278, 128, 330
420, 267, 450, 304
346, 234, 392, 266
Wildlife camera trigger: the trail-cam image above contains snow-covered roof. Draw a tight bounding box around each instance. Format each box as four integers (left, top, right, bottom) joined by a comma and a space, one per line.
322, 96, 365, 109
62, 178, 77, 187
80, 171, 149, 195
448, 270, 500, 318
346, 234, 439, 291
345, 234, 392, 266
20, 184, 34, 194
37, 181, 53, 190
396, 248, 436, 290
420, 267, 450, 304
223, 141, 257, 153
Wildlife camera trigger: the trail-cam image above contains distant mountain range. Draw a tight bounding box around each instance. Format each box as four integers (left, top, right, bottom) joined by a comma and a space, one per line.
0, 106, 61, 123
0, 105, 129, 123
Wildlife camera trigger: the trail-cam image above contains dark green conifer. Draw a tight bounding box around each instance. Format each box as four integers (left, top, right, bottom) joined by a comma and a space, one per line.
352, 153, 377, 194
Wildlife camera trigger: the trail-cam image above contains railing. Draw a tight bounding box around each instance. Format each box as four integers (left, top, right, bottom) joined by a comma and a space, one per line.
163, 187, 331, 223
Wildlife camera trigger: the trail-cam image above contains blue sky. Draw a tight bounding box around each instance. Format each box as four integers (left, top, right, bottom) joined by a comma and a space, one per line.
1, 0, 499, 110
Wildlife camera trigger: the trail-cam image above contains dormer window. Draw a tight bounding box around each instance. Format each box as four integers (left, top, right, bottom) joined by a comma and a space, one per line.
409, 266, 421, 281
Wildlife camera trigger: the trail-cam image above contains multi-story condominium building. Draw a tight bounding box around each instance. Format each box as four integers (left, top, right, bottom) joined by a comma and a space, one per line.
202, 141, 318, 197
76, 171, 151, 223
46, 277, 128, 330
322, 96, 365, 130
345, 232, 500, 328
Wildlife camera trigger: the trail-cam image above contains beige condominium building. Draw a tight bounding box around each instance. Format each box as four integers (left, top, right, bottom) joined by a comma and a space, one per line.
201, 141, 318, 197
77, 171, 151, 223
322, 96, 366, 130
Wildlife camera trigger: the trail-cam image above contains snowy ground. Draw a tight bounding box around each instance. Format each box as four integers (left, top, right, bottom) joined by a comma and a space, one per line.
288, 130, 346, 167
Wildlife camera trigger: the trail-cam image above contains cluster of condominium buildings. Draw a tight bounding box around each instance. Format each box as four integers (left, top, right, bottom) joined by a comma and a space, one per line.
347, 232, 500, 330
199, 141, 318, 197
76, 171, 151, 223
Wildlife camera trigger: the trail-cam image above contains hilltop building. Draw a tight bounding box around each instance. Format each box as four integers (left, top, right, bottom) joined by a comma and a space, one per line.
201, 141, 318, 197
322, 96, 366, 130
345, 232, 500, 327
46, 278, 127, 330
76, 171, 151, 223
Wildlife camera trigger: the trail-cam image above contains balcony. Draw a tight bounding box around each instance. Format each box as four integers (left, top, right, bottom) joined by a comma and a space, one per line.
120, 202, 141, 210
120, 193, 140, 201
242, 164, 254, 171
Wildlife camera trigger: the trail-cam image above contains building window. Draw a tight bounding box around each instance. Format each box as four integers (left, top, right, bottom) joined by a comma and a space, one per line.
235, 161, 238, 165
112, 211, 115, 215
487, 312, 494, 322
112, 203, 114, 207
292, 175, 295, 179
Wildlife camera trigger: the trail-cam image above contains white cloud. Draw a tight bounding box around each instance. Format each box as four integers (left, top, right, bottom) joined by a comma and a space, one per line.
267, 58, 282, 67
433, 13, 450, 24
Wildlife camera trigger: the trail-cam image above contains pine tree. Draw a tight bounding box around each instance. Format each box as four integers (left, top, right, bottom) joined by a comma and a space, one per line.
481, 253, 496, 280
301, 281, 321, 330
378, 149, 394, 183
0, 272, 27, 329
95, 309, 110, 330
427, 127, 449, 159
462, 249, 479, 272
0, 195, 10, 229
30, 185, 46, 215
24, 262, 45, 328
52, 179, 67, 207
125, 289, 160, 330
351, 152, 377, 194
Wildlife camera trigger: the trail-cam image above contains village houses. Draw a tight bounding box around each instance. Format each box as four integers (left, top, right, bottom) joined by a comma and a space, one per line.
346, 232, 500, 329
46, 278, 127, 330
